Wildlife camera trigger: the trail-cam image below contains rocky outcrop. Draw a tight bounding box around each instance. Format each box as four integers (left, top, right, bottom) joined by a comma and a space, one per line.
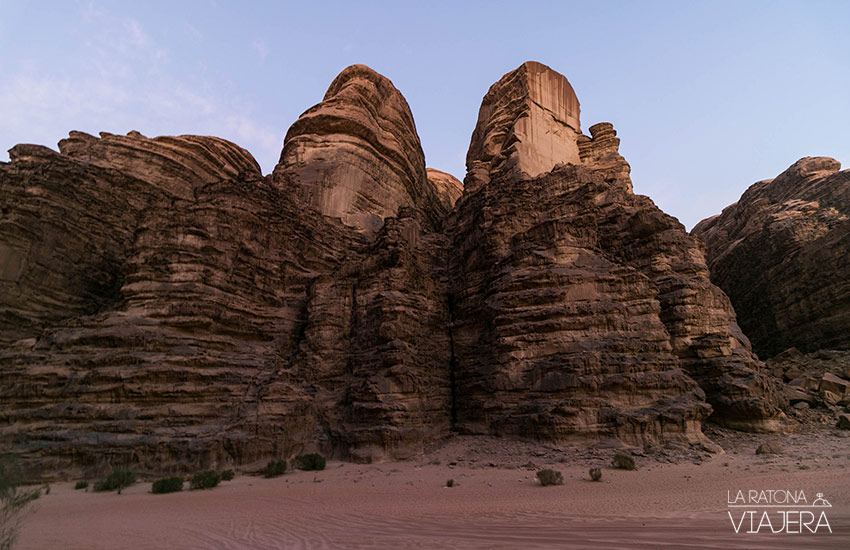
293, 209, 453, 462
274, 64, 447, 234
426, 168, 463, 210
692, 157, 850, 358
766, 348, 850, 426
1, 62, 786, 480
465, 61, 582, 192
0, 124, 453, 477
58, 130, 261, 199
449, 63, 783, 437
0, 135, 341, 475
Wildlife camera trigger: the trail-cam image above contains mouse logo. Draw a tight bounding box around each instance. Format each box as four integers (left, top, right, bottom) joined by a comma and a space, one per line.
812, 493, 832, 507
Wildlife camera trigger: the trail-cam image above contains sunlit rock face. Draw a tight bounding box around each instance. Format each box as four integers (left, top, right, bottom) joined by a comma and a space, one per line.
274, 64, 447, 234
465, 61, 582, 192
693, 157, 850, 358
426, 168, 463, 210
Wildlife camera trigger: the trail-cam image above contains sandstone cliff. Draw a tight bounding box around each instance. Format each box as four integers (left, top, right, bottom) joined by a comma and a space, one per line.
274, 64, 447, 234
451, 62, 782, 437
693, 157, 850, 358
0, 62, 785, 480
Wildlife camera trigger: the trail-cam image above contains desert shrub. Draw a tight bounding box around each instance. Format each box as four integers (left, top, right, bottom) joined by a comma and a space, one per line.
221, 469, 234, 481
74, 481, 88, 490
536, 469, 564, 486
1, 456, 41, 550
93, 467, 136, 493
262, 460, 287, 478
589, 467, 602, 482
446, 479, 454, 488
190, 471, 220, 490
612, 453, 636, 470
295, 453, 326, 471
151, 477, 183, 494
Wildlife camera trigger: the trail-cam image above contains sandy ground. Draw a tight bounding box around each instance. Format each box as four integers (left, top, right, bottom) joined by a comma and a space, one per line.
15, 426, 850, 549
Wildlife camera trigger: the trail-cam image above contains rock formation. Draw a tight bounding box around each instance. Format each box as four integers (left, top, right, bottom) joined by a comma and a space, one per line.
465, 61, 582, 192
274, 64, 447, 234
449, 62, 781, 437
693, 157, 850, 358
0, 62, 785, 480
426, 168, 463, 209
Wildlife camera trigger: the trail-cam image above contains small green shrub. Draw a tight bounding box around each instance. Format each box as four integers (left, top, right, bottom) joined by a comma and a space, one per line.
1, 455, 41, 550
446, 479, 454, 488
536, 469, 564, 486
93, 467, 136, 492
221, 469, 234, 481
612, 453, 636, 470
589, 467, 602, 481
151, 477, 183, 494
190, 471, 220, 490
296, 453, 326, 471
74, 481, 88, 490
263, 460, 287, 478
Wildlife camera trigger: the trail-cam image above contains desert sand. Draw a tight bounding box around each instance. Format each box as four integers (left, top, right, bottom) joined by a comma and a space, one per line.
15, 426, 850, 549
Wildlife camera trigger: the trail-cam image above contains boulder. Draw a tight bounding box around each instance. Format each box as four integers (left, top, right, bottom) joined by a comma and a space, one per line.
785, 387, 815, 405
822, 391, 842, 406
755, 442, 782, 454
820, 373, 850, 398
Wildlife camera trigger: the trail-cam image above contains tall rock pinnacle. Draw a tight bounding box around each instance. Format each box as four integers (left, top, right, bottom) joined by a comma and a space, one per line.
451, 61, 784, 436
274, 64, 445, 233
465, 61, 582, 191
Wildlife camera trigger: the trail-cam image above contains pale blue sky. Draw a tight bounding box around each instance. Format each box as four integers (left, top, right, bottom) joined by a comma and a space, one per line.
1, 1, 847, 228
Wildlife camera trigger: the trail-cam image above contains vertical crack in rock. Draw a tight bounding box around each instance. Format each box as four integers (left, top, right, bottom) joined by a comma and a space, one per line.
447, 293, 459, 430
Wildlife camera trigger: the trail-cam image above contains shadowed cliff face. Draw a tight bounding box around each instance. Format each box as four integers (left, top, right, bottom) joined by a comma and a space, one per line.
0, 62, 785, 479
693, 157, 850, 358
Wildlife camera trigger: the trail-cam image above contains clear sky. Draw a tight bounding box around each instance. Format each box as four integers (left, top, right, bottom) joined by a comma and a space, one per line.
1, 0, 847, 229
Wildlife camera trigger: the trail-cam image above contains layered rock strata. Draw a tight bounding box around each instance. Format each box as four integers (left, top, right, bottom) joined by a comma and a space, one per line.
274, 64, 447, 234
450, 62, 782, 436
1, 99, 453, 477
693, 157, 850, 358
0, 62, 785, 479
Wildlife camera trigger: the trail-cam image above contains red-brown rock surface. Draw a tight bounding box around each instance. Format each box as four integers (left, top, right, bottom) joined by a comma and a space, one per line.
426, 168, 463, 210
274, 64, 447, 234
0, 62, 785, 480
465, 61, 582, 193
451, 63, 782, 437
692, 157, 850, 358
